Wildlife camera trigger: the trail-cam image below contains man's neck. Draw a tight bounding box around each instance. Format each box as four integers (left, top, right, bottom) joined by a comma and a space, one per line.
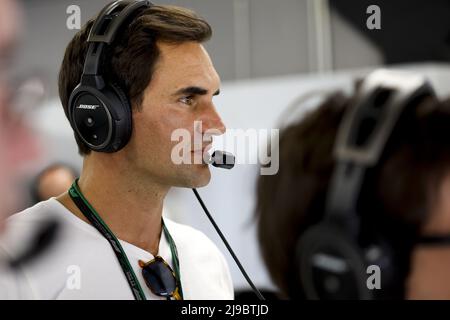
56, 154, 170, 256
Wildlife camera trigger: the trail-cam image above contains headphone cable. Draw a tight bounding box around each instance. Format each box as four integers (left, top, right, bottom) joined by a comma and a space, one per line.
192, 188, 265, 301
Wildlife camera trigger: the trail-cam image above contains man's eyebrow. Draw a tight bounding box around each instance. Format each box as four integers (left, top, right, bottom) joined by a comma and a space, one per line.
173, 86, 220, 97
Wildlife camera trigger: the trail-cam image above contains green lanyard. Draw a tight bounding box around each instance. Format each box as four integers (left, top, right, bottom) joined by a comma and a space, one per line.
68, 179, 184, 300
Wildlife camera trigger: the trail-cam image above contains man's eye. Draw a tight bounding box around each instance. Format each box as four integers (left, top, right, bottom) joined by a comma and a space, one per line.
179, 96, 194, 106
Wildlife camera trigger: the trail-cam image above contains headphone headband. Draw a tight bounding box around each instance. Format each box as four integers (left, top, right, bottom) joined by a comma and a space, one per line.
334, 69, 433, 166
88, 0, 152, 44
325, 69, 435, 222
82, 0, 152, 79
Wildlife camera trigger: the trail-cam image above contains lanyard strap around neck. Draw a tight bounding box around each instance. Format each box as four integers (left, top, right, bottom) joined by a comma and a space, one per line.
68, 179, 183, 300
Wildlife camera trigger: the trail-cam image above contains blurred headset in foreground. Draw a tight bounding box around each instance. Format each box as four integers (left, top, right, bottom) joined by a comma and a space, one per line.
295, 69, 435, 300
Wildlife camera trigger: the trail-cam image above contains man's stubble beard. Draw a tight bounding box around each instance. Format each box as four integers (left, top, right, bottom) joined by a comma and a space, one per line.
135, 157, 211, 189
162, 163, 211, 188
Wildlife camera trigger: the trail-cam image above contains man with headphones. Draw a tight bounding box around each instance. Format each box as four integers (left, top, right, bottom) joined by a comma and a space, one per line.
0, 1, 233, 300
257, 69, 450, 299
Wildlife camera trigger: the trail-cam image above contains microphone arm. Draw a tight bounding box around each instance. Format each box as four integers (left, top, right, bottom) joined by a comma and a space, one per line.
195, 150, 265, 300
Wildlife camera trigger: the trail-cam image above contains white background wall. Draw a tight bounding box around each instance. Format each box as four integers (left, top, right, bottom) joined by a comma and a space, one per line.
16, 0, 383, 98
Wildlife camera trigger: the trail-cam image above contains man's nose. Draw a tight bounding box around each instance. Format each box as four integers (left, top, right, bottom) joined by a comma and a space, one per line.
202, 105, 226, 136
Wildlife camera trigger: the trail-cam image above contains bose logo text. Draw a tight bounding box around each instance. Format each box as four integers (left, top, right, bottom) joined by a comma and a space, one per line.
77, 104, 99, 110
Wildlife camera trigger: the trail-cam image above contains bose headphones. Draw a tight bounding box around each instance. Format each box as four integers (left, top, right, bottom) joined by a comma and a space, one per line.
295, 69, 436, 299
68, 0, 152, 153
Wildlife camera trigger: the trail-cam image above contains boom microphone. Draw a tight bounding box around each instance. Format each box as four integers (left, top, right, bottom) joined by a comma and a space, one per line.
206, 150, 235, 169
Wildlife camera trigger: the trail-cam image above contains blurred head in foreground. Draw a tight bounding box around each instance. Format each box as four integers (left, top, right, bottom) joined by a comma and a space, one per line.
257, 70, 450, 299
0, 0, 39, 231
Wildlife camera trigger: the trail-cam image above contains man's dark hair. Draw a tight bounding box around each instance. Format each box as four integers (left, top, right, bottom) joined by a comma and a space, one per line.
58, 5, 212, 155
256, 88, 450, 299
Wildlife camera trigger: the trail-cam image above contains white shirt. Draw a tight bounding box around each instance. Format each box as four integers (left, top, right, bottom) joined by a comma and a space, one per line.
0, 198, 234, 300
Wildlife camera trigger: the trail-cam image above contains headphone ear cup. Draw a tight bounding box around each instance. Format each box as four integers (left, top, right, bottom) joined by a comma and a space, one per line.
68, 83, 132, 153
69, 85, 115, 152
107, 83, 132, 152
295, 224, 372, 300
